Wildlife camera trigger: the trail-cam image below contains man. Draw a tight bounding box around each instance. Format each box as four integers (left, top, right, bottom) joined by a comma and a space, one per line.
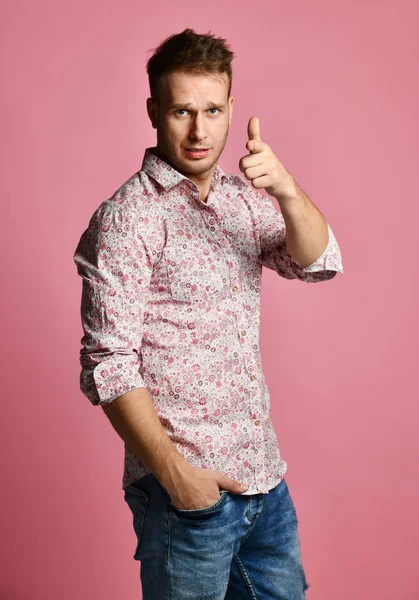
73, 28, 343, 599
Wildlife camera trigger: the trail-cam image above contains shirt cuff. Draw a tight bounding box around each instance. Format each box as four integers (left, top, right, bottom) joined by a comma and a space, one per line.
80, 353, 147, 406
294, 223, 344, 275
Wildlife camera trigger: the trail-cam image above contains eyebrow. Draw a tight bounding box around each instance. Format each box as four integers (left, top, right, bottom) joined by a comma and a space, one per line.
169, 102, 226, 110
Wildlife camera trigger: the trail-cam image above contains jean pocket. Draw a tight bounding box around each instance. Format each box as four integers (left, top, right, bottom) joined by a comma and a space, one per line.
168, 490, 228, 519
124, 485, 149, 560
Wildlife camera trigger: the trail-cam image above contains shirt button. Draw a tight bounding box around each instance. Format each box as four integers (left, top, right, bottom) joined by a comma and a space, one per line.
254, 420, 260, 426
232, 285, 238, 291
241, 330, 246, 336
250, 375, 257, 381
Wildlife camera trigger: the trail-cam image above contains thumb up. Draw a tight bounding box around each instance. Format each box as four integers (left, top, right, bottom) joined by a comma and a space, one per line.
246, 116, 262, 153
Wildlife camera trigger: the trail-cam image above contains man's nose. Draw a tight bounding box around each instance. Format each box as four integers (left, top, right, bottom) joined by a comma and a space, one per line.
189, 114, 207, 141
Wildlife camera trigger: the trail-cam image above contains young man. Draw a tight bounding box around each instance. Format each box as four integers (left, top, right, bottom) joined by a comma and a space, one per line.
73, 28, 343, 599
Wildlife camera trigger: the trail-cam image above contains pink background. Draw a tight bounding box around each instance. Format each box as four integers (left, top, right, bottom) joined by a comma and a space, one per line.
1, 1, 418, 598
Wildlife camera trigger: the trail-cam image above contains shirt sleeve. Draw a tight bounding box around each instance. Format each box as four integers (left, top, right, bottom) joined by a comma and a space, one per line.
73, 203, 153, 406
243, 179, 344, 282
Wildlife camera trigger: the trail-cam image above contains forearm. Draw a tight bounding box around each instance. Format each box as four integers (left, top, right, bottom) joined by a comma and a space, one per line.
275, 178, 329, 268
101, 387, 189, 490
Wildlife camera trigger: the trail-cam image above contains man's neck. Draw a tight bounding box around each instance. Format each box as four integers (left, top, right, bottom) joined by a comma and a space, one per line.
150, 146, 214, 203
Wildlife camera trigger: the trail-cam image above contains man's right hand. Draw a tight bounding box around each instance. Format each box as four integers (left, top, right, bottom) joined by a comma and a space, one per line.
164, 464, 249, 511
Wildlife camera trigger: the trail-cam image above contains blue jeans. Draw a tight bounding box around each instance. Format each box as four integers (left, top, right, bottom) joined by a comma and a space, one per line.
123, 472, 310, 599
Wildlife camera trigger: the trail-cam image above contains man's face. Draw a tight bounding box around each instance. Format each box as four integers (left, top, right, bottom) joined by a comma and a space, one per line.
147, 70, 234, 183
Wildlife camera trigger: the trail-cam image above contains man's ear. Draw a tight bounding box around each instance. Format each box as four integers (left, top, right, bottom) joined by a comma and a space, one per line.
146, 97, 158, 129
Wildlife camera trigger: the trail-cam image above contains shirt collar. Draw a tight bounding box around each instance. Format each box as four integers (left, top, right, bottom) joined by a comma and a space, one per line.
140, 147, 227, 192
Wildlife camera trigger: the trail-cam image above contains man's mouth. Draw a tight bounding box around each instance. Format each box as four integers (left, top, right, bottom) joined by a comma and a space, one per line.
184, 148, 210, 158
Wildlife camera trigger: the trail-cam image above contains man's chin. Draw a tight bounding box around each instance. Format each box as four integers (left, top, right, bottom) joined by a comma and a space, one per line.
179, 152, 220, 171
182, 162, 217, 177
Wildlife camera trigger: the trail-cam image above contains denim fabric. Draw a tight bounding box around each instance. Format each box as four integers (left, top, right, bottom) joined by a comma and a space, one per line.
123, 472, 310, 599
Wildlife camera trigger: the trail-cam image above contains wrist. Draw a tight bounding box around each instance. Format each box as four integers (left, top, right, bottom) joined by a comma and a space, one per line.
158, 449, 191, 491
274, 175, 299, 208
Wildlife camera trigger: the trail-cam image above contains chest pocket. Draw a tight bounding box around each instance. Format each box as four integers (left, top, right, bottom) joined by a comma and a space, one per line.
163, 239, 230, 303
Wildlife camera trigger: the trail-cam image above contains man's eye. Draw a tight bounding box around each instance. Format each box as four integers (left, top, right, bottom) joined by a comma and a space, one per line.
175, 109, 219, 116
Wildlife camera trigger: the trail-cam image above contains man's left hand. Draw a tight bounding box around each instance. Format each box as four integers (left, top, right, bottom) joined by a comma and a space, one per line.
239, 116, 296, 203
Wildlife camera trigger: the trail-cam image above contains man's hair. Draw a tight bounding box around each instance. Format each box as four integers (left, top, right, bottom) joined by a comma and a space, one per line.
146, 28, 236, 102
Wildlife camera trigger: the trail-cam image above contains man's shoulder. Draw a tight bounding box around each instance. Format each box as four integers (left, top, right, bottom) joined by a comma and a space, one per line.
221, 172, 268, 213
105, 170, 156, 212
224, 172, 279, 206
222, 172, 253, 196
88, 169, 166, 221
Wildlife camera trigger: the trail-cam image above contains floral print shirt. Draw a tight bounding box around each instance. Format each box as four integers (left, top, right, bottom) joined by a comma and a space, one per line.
73, 147, 344, 493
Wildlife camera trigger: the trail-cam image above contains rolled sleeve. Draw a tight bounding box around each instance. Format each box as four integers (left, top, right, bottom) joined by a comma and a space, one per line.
73, 204, 152, 406
243, 180, 344, 283
294, 222, 344, 277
